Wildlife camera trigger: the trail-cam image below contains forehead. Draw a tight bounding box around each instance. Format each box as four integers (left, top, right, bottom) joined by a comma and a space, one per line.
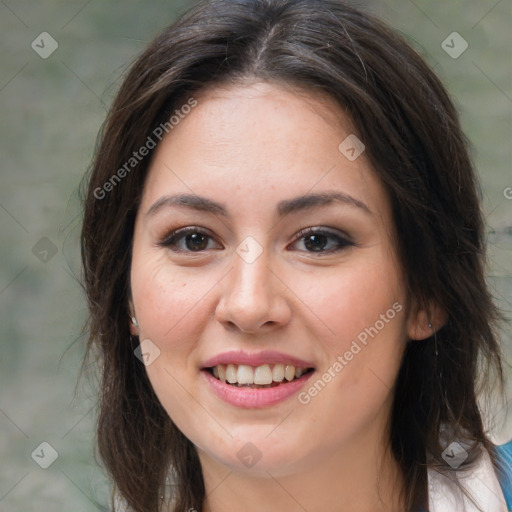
140, 82, 389, 222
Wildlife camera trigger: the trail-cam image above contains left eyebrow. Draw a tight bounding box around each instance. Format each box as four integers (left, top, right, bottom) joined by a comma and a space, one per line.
145, 191, 372, 219
277, 192, 372, 216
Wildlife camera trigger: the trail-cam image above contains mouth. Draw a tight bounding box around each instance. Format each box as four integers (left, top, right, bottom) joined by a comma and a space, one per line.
204, 363, 315, 389
200, 350, 316, 407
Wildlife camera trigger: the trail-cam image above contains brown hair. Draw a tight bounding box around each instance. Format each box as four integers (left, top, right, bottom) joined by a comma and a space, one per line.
81, 0, 505, 510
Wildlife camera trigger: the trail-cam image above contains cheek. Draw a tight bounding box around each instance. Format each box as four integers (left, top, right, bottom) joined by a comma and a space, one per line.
299, 254, 405, 348
294, 251, 407, 408
130, 253, 214, 353
130, 256, 218, 430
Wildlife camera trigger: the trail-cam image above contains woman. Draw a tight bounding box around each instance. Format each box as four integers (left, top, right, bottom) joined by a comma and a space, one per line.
81, 0, 512, 510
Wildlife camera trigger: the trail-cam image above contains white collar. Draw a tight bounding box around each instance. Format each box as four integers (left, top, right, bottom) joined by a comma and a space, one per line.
428, 447, 507, 511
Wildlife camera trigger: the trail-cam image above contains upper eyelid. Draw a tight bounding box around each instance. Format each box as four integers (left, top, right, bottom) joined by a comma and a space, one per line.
163, 226, 212, 238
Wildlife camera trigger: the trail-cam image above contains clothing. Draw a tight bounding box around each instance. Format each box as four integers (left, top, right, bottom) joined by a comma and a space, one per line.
426, 441, 512, 511
497, 441, 512, 508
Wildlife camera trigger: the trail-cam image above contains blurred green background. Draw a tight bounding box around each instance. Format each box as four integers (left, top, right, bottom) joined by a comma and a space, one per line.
1, 1, 511, 510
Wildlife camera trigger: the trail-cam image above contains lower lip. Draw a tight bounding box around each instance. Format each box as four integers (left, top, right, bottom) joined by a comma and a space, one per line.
202, 370, 315, 408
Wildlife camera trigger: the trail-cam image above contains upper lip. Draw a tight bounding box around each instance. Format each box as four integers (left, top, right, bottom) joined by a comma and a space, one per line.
202, 350, 315, 369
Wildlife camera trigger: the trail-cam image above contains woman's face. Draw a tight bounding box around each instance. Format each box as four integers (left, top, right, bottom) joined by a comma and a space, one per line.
130, 82, 421, 476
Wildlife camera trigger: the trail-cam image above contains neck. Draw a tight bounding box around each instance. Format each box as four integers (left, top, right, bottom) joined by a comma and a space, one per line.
199, 425, 406, 512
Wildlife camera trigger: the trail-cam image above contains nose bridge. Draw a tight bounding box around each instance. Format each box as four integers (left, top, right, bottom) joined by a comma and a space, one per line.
230, 245, 273, 310
216, 239, 288, 332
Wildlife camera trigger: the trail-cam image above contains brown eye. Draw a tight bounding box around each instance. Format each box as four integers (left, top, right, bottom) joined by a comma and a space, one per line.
290, 228, 354, 255
160, 227, 220, 253
182, 232, 209, 251
303, 233, 329, 252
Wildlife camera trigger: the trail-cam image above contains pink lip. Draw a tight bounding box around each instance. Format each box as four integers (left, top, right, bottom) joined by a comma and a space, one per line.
201, 350, 314, 369
202, 369, 315, 408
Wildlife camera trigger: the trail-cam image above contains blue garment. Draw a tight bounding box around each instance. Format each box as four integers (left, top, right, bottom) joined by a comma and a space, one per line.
495, 440, 512, 510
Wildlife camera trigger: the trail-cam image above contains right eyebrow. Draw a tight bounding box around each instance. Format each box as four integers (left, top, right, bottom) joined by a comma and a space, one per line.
146, 194, 228, 218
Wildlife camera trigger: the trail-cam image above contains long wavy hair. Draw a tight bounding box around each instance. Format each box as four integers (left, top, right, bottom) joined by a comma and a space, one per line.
81, 1, 506, 510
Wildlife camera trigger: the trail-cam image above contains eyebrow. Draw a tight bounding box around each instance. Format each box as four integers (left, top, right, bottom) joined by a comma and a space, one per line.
145, 191, 372, 219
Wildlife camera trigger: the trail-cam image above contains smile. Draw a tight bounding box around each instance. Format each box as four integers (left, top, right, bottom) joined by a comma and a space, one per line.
207, 363, 314, 388
200, 351, 316, 408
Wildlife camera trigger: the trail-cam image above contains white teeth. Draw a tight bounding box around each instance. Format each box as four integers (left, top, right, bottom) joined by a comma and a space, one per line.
226, 364, 237, 384
272, 363, 285, 382
237, 364, 254, 385
254, 364, 272, 385
211, 363, 310, 385
284, 365, 295, 381
218, 364, 226, 382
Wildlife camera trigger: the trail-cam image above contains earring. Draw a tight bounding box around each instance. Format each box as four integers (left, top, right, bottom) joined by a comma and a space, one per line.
131, 316, 138, 327
428, 322, 433, 329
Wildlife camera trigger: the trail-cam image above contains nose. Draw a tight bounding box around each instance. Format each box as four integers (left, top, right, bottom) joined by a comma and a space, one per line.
214, 248, 291, 334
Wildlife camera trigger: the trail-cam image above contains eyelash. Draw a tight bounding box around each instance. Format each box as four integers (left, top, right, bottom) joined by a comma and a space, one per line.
158, 226, 354, 255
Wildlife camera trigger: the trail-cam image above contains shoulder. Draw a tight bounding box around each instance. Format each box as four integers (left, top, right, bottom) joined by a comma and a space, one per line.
427, 441, 512, 512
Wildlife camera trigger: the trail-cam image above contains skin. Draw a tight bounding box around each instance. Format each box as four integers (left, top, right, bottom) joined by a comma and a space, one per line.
129, 81, 436, 511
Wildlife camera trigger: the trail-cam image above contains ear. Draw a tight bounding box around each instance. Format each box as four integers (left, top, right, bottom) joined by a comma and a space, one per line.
128, 298, 139, 336
407, 302, 447, 341
129, 319, 139, 336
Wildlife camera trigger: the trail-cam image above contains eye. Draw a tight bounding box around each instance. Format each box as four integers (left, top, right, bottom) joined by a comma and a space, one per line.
158, 226, 353, 255
159, 227, 221, 253
289, 227, 354, 254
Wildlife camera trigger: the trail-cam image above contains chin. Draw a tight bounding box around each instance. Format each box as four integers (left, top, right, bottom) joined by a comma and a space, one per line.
193, 426, 313, 477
